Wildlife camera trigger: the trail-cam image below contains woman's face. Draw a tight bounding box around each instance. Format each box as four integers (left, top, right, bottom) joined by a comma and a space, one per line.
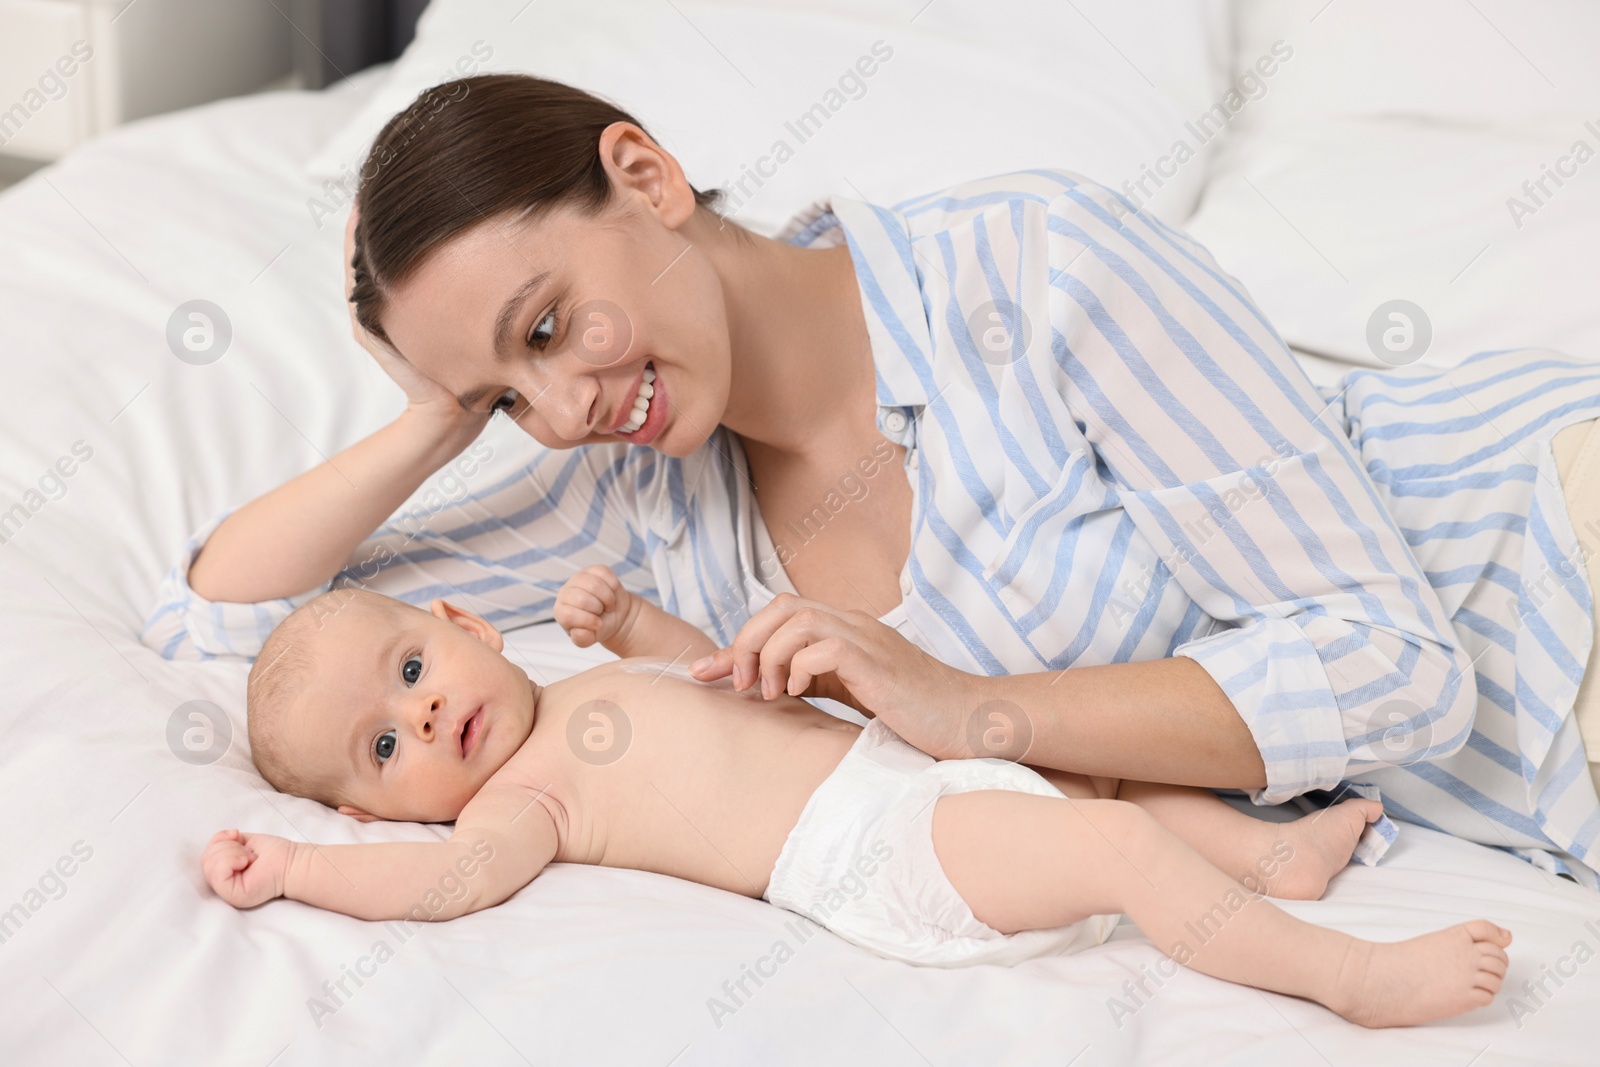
378, 169, 733, 459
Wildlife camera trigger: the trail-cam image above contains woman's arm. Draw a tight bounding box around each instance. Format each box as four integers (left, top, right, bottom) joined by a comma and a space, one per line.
981, 657, 1265, 787
691, 596, 1265, 785
143, 206, 655, 662
189, 208, 490, 604
188, 408, 484, 604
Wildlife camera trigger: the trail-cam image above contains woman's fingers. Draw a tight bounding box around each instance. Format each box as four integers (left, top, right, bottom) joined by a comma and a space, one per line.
723, 593, 801, 688
721, 594, 839, 691
690, 596, 883, 700
689, 648, 734, 682
785, 636, 855, 697
754, 607, 847, 699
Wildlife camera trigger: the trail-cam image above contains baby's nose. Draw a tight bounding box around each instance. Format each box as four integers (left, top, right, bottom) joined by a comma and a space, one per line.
414, 695, 443, 736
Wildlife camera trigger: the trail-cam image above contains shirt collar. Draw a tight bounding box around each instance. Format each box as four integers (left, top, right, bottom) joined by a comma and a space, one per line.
777, 194, 934, 411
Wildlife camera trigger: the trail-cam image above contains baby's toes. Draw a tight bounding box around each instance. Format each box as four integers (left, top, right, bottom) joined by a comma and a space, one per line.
1475, 943, 1509, 987
1473, 960, 1505, 996
1464, 919, 1513, 947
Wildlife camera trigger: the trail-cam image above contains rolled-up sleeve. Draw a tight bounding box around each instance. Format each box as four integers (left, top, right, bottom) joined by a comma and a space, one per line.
141, 441, 657, 662
1046, 182, 1477, 804
140, 508, 317, 661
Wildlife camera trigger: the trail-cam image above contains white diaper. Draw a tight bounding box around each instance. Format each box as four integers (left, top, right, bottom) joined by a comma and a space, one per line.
764, 719, 1120, 967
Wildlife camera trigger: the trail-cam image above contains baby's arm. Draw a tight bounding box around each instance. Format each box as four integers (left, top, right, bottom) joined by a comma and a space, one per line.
202, 786, 557, 921
555, 564, 718, 663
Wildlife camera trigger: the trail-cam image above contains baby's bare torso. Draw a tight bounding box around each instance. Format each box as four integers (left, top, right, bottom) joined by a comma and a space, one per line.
488, 658, 862, 896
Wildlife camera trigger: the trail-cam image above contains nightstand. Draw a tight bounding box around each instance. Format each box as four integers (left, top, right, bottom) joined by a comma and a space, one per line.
0, 0, 292, 164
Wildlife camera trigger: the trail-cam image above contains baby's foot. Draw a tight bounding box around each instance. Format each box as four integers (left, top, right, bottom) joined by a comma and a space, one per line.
1256, 798, 1383, 900
1326, 920, 1512, 1028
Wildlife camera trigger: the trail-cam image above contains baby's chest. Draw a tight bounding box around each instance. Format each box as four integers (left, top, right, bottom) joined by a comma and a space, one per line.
535, 684, 843, 878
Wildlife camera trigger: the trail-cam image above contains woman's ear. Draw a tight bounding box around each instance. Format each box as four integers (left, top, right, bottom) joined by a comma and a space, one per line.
337, 804, 380, 823
597, 120, 696, 227
428, 598, 505, 653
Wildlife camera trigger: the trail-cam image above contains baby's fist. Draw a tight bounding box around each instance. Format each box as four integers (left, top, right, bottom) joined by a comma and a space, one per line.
555, 564, 639, 649
202, 829, 293, 909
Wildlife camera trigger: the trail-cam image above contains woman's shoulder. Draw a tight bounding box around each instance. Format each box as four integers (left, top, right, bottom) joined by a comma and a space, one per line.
891, 169, 1117, 227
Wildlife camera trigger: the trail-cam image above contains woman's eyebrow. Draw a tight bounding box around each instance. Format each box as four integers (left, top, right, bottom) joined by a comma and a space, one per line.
456, 271, 554, 411
491, 270, 553, 357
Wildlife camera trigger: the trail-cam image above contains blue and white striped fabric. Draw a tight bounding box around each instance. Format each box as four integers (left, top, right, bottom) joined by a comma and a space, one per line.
1337, 350, 1600, 886
141, 169, 1600, 885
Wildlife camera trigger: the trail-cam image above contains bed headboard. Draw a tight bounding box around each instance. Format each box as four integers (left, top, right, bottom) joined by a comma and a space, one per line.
289, 0, 431, 89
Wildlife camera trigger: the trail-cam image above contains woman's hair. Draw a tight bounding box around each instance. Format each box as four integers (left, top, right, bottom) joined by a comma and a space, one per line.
348, 73, 725, 344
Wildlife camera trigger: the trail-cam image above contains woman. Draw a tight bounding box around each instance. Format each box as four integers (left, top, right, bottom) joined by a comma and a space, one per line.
143, 74, 1600, 886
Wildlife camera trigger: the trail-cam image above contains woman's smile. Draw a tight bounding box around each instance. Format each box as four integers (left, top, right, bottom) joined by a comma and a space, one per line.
615, 359, 668, 444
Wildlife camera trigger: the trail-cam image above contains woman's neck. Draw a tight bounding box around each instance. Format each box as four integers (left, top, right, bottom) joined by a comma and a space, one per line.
686, 211, 877, 460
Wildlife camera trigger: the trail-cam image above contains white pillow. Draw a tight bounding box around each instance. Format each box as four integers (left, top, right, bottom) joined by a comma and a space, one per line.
1186, 118, 1600, 382
306, 0, 1234, 233
1231, 0, 1600, 128
1180, 0, 1600, 382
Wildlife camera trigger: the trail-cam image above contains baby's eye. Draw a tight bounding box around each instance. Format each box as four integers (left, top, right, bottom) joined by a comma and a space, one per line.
527, 307, 558, 349
374, 730, 396, 763
402, 655, 422, 686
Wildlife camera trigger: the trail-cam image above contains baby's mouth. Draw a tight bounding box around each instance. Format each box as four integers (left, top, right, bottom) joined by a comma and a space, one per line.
460, 706, 485, 759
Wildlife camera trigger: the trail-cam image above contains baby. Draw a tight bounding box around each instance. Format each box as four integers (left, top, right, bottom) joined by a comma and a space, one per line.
202, 566, 1511, 1028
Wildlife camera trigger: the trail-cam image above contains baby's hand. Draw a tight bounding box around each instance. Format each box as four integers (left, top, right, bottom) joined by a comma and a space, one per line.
555, 565, 641, 649
202, 829, 294, 909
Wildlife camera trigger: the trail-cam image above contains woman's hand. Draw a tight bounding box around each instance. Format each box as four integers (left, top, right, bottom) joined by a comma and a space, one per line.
343, 207, 489, 452
202, 829, 294, 909
689, 594, 985, 759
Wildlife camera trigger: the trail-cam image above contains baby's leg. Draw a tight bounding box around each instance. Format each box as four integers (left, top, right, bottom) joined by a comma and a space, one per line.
932, 792, 1511, 1027
1032, 767, 1381, 900
1114, 780, 1381, 901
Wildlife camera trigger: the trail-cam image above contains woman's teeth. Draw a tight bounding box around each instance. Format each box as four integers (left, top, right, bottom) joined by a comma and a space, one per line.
620, 363, 656, 434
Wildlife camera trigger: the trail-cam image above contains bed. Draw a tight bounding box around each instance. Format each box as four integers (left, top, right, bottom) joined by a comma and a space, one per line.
2, 1, 1597, 1063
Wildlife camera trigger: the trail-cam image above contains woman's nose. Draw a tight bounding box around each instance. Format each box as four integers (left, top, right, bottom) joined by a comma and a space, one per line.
522, 368, 599, 441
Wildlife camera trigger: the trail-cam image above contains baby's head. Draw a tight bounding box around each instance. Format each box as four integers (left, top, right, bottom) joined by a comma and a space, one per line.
247, 588, 541, 823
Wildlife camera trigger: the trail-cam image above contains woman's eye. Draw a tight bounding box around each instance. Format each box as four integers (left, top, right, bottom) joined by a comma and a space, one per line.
491, 391, 519, 415
527, 307, 558, 349
402, 655, 422, 686
374, 730, 397, 763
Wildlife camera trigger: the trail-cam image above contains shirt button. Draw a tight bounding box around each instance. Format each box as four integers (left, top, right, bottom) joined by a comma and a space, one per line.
883, 410, 908, 435
909, 449, 919, 471
900, 570, 913, 597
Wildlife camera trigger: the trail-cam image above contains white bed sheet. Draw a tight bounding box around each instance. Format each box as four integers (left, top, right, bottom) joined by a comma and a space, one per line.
1, 72, 1597, 1067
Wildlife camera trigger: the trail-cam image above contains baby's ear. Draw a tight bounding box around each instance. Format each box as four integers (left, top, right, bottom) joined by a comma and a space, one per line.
337, 804, 381, 824
429, 598, 505, 653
